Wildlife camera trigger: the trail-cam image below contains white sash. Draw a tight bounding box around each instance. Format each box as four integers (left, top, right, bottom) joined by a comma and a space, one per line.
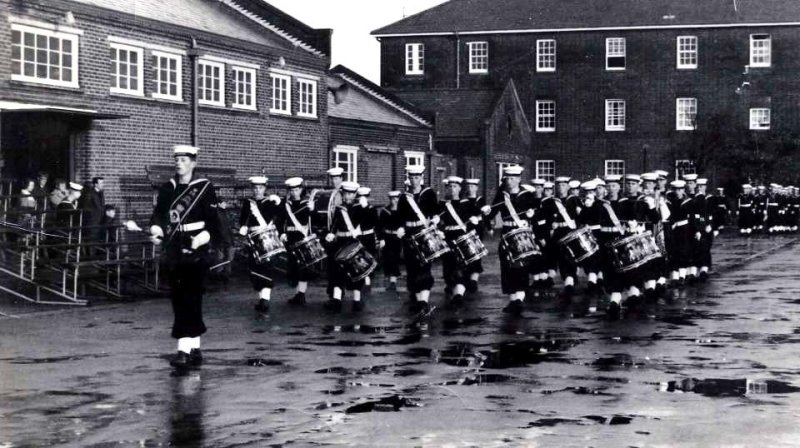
503, 192, 526, 228
554, 199, 577, 230
340, 207, 361, 237
405, 192, 430, 227
602, 202, 624, 233
250, 199, 270, 229
445, 200, 467, 232
285, 202, 308, 237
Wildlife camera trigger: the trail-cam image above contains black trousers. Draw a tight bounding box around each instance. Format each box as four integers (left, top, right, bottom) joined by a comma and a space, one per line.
403, 237, 434, 293
167, 254, 208, 339
382, 236, 402, 277
285, 233, 313, 286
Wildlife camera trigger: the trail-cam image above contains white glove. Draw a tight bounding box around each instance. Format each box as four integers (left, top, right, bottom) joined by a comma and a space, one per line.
358, 197, 368, 207
430, 215, 441, 225
269, 194, 281, 205
325, 233, 335, 243
519, 220, 529, 228
584, 198, 594, 208
705, 225, 712, 233
481, 205, 491, 215
469, 216, 480, 225
525, 209, 534, 218
437, 230, 445, 239
397, 227, 406, 239
280, 233, 288, 242
645, 196, 656, 209
379, 240, 386, 249
149, 225, 164, 245
695, 232, 702, 241
627, 220, 638, 231
239, 226, 248, 236
190, 230, 210, 250
713, 230, 719, 237
307, 200, 315, 212
538, 239, 547, 248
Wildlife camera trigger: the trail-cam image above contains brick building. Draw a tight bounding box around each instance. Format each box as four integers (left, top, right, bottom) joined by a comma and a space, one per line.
373, 0, 800, 189
0, 0, 332, 217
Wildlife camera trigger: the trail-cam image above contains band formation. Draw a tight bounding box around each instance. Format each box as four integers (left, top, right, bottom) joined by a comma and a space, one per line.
149, 145, 800, 368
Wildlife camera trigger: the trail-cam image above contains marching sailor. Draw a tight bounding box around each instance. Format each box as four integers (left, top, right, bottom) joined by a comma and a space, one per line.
438, 176, 472, 306
281, 177, 314, 306
462, 178, 487, 291
324, 181, 368, 312
737, 184, 755, 234
356, 187, 380, 289
378, 191, 404, 290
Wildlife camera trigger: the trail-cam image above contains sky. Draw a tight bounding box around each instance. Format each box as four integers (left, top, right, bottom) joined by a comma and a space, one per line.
266, 0, 449, 84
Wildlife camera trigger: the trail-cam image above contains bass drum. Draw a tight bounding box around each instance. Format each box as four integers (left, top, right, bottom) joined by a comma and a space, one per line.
309, 189, 341, 233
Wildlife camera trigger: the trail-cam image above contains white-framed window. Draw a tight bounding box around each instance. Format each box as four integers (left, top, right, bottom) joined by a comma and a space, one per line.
109, 42, 143, 96
535, 100, 556, 132
676, 36, 698, 69
750, 34, 771, 68
405, 150, 425, 170
605, 99, 626, 131
606, 37, 626, 70
468, 41, 489, 74
405, 43, 424, 75
151, 51, 182, 101
10, 23, 80, 88
297, 78, 317, 118
676, 98, 697, 130
198, 60, 225, 107
750, 108, 771, 130
232, 67, 256, 110
605, 160, 625, 177
675, 159, 696, 178
333, 145, 358, 182
536, 160, 555, 182
536, 39, 556, 72
270, 73, 291, 115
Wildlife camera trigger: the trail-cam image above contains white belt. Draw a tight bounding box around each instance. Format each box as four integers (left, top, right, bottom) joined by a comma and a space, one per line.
383, 230, 402, 236
739, 204, 751, 208
361, 229, 375, 235
537, 220, 547, 226
552, 222, 570, 229
179, 221, 205, 232
588, 225, 601, 230
444, 225, 463, 231
672, 219, 688, 229
286, 226, 306, 231
335, 231, 355, 237
406, 220, 425, 227
600, 226, 621, 233
502, 221, 522, 227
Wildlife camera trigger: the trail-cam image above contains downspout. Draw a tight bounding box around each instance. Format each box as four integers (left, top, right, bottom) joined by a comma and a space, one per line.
455, 32, 460, 89
188, 37, 199, 146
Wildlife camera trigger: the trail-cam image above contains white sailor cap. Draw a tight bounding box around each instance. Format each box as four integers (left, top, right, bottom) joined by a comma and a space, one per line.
655, 170, 670, 179
69, 182, 83, 191
682, 173, 698, 181
327, 167, 344, 177
465, 178, 480, 185
503, 165, 523, 176
532, 178, 546, 186
522, 184, 535, 192
173, 144, 199, 157
581, 181, 597, 191
625, 174, 641, 182
357, 187, 371, 196
249, 176, 268, 185
406, 165, 425, 175
285, 177, 303, 188
543, 181, 554, 189
770, 183, 780, 189
697, 178, 708, 185
641, 172, 659, 182
341, 181, 359, 193
717, 187, 725, 191
388, 190, 401, 198
555, 176, 571, 183
593, 177, 606, 186
568, 179, 581, 189
604, 174, 622, 183
446, 176, 464, 184
743, 184, 753, 189
670, 180, 686, 188
758, 185, 766, 189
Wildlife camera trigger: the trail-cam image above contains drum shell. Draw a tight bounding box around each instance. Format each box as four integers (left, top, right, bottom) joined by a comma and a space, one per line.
558, 226, 599, 264
450, 230, 488, 267
409, 226, 450, 265
606, 231, 662, 273
289, 234, 327, 268
248, 227, 286, 263
334, 241, 377, 282
500, 227, 541, 268
309, 189, 339, 232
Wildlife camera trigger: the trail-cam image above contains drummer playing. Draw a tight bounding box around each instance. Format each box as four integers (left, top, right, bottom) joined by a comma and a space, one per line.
238, 176, 283, 313
324, 181, 367, 312
439, 176, 472, 307
282, 177, 313, 306
378, 191, 404, 291
462, 178, 486, 292
355, 187, 380, 290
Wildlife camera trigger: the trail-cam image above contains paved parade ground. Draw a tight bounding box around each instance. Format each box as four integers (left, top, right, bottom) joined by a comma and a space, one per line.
1, 233, 800, 447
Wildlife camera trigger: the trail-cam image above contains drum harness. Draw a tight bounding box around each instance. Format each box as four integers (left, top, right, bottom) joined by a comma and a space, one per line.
444, 201, 468, 233
285, 202, 309, 237
600, 202, 625, 235
552, 199, 577, 234
335, 207, 361, 239
248, 199, 272, 231
405, 193, 430, 232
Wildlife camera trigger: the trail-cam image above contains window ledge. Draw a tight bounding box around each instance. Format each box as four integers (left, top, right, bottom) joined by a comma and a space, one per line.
109, 90, 145, 99
199, 102, 228, 110
10, 78, 81, 91
535, 129, 556, 133
232, 104, 259, 113
150, 95, 186, 104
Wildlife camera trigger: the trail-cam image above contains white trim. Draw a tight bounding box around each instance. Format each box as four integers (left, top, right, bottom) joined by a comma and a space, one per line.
10, 23, 80, 89
535, 100, 556, 132
268, 67, 320, 81
198, 59, 226, 107
336, 73, 431, 127
749, 34, 772, 68
676, 35, 698, 69
467, 41, 489, 74
535, 160, 555, 181
333, 145, 359, 182
604, 159, 626, 177
232, 66, 257, 111
296, 78, 317, 118
676, 97, 697, 131
200, 54, 260, 70
109, 42, 145, 96
404, 150, 426, 169
749, 108, 771, 130
107, 36, 185, 55
8, 15, 83, 35
605, 99, 626, 131
373, 21, 800, 38
270, 72, 292, 115
536, 39, 556, 72
151, 51, 183, 101
605, 37, 626, 71
405, 43, 424, 75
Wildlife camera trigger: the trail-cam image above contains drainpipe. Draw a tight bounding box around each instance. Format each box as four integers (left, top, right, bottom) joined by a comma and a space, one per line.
187, 37, 199, 146
455, 32, 460, 89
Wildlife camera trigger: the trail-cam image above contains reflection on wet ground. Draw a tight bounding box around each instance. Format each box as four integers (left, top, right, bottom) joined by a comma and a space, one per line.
1, 235, 800, 446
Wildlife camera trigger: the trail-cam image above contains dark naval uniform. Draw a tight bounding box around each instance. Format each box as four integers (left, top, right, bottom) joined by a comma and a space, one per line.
438, 198, 471, 293
282, 197, 314, 286
329, 203, 367, 291
737, 191, 755, 232
239, 196, 282, 292
378, 205, 403, 279
397, 187, 439, 295
488, 188, 536, 294
540, 195, 578, 282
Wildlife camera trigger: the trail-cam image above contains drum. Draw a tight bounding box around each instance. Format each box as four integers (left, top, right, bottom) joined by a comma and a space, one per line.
606, 231, 663, 273
500, 227, 541, 267
247, 227, 285, 263
335, 241, 377, 282
289, 234, 327, 268
450, 230, 488, 267
409, 225, 450, 265
309, 189, 340, 233
558, 226, 599, 264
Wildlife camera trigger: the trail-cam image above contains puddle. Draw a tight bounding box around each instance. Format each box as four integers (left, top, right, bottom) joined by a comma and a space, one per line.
245, 358, 283, 367
344, 395, 420, 414
659, 378, 800, 396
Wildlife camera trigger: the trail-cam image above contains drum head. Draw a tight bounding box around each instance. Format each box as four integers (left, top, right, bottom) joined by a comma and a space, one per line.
335, 241, 362, 261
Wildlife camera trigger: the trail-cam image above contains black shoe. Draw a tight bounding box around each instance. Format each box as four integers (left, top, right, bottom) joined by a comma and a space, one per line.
544, 278, 555, 288
444, 286, 453, 297
189, 349, 203, 366
466, 280, 479, 293
387, 282, 397, 291
324, 299, 342, 312
254, 299, 270, 313
644, 288, 657, 300
625, 294, 641, 307
288, 292, 306, 306
586, 282, 597, 295
607, 302, 621, 320
656, 283, 666, 295
449, 294, 465, 308
352, 301, 364, 312
502, 300, 524, 314
561, 285, 575, 298
698, 271, 709, 282
687, 275, 698, 285
170, 351, 191, 368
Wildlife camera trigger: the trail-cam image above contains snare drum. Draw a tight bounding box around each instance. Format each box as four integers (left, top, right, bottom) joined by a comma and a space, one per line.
409, 225, 450, 265
247, 227, 286, 263
558, 226, 599, 264
450, 230, 488, 266
606, 231, 662, 273
500, 227, 541, 267
289, 234, 327, 268
335, 241, 377, 282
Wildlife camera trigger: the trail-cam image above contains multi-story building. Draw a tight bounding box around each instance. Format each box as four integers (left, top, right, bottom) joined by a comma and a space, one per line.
1, 0, 332, 216
373, 0, 800, 192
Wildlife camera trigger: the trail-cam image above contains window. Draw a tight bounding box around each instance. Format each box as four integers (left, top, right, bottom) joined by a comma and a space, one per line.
333, 146, 358, 182
270, 73, 291, 115
605, 99, 626, 131
232, 67, 256, 110
152, 51, 182, 101
198, 60, 225, 106
536, 39, 556, 72
677, 36, 698, 69
535, 100, 556, 132
750, 108, 771, 130
468, 41, 488, 74
750, 34, 771, 67
675, 159, 696, 178
405, 43, 424, 75
297, 78, 317, 118
676, 98, 697, 130
536, 160, 555, 182
11, 23, 80, 88
606, 37, 626, 70
405, 151, 425, 169
605, 160, 625, 177
109, 43, 143, 95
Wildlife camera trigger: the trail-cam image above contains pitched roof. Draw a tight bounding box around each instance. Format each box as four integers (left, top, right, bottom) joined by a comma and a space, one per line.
373, 0, 800, 36
394, 88, 501, 138
328, 65, 431, 128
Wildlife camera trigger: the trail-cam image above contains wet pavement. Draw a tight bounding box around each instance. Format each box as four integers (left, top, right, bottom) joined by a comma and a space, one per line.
1, 232, 800, 447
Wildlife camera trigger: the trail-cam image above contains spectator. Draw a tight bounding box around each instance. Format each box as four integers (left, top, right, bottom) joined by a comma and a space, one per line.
102, 205, 119, 243
49, 179, 69, 207
32, 171, 49, 199
80, 177, 106, 234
